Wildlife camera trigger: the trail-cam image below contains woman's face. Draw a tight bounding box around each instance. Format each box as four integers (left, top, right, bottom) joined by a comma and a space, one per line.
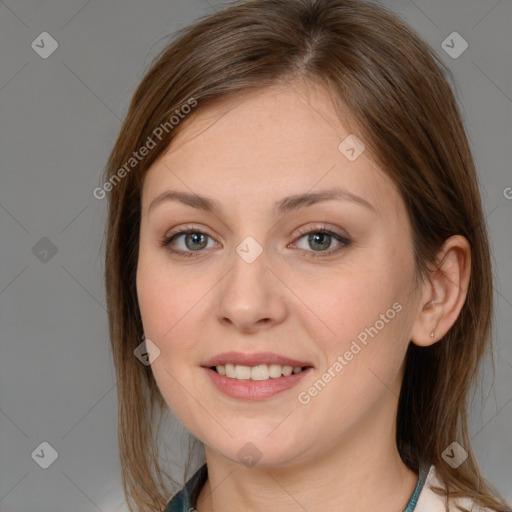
136, 83, 423, 468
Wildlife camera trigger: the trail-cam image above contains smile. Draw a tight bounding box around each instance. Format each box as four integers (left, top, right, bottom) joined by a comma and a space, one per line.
212, 363, 308, 380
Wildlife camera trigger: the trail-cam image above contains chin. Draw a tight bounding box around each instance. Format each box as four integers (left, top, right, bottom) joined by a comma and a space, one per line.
206, 432, 307, 469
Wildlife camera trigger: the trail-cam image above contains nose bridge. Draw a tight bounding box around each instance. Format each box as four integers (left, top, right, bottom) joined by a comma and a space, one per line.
225, 236, 270, 306
215, 235, 286, 330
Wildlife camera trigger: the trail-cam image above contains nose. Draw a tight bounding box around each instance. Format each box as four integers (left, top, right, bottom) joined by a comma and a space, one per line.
215, 246, 288, 333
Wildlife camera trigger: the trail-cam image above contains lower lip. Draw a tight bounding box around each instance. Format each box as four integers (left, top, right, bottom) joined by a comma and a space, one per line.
203, 367, 313, 400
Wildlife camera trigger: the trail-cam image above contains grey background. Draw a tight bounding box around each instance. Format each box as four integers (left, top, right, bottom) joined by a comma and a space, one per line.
0, 0, 511, 510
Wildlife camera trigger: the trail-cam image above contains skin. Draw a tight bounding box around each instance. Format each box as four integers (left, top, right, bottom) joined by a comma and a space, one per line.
136, 81, 470, 512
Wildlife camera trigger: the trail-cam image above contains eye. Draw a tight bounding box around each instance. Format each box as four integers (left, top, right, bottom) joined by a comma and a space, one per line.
290, 225, 350, 258
160, 223, 350, 259
160, 225, 219, 258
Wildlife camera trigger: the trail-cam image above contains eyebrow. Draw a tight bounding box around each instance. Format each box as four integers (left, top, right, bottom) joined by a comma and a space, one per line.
148, 187, 376, 216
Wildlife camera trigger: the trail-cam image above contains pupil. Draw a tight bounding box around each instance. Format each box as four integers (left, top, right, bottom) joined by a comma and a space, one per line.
186, 233, 207, 250
309, 233, 330, 251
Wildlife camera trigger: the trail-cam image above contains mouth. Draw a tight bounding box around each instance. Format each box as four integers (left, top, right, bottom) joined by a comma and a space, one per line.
210, 363, 312, 381
201, 352, 314, 400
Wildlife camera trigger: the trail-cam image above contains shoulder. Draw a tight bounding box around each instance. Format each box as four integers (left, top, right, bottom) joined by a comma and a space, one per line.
415, 465, 498, 512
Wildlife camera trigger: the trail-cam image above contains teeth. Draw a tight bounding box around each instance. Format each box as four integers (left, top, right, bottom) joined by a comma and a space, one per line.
268, 364, 283, 378
281, 365, 293, 376
235, 365, 251, 380
214, 364, 304, 380
250, 364, 270, 381
225, 364, 236, 378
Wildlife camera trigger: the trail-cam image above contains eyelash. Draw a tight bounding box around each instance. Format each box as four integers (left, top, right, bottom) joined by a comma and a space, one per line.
159, 224, 350, 259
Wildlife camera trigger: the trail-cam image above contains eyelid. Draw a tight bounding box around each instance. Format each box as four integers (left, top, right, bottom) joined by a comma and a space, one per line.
164, 223, 215, 240
293, 223, 348, 239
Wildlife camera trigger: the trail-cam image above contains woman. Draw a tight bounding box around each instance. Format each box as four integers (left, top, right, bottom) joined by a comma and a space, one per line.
101, 0, 511, 511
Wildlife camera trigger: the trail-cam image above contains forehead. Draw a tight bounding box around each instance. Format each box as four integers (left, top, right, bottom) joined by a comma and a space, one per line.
166, 82, 349, 158
141, 83, 401, 220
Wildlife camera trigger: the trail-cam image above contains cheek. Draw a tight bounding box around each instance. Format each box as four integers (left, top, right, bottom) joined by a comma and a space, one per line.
317, 249, 415, 376
136, 257, 203, 427
136, 247, 201, 341
135, 250, 216, 410
316, 268, 398, 340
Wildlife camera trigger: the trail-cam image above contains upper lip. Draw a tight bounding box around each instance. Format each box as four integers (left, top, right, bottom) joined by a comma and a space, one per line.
202, 351, 313, 368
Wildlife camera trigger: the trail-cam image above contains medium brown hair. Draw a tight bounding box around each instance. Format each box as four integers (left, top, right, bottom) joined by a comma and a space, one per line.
101, 1, 510, 510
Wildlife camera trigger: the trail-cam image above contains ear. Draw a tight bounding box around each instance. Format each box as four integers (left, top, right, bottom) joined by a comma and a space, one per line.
410, 235, 471, 347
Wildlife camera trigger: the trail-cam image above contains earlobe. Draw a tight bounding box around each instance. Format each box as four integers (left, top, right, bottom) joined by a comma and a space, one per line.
410, 235, 471, 347
412, 298, 442, 347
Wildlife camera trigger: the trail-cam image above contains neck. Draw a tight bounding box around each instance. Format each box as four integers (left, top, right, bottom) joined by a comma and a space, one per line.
196, 409, 418, 512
